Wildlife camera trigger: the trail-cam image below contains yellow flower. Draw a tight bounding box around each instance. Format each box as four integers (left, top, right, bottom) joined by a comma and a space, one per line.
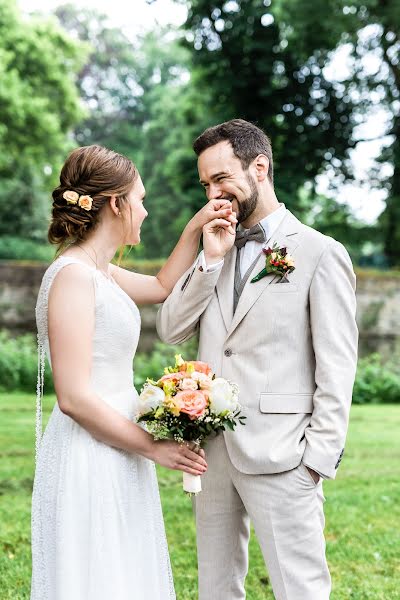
162, 380, 176, 396
63, 190, 79, 204
165, 395, 181, 417
78, 195, 93, 211
175, 354, 184, 367
185, 362, 195, 375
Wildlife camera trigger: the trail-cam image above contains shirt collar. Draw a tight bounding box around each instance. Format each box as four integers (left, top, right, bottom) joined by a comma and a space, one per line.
259, 203, 286, 241
239, 203, 286, 241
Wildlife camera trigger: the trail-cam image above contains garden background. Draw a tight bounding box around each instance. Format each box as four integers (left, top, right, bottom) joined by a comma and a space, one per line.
0, 0, 399, 598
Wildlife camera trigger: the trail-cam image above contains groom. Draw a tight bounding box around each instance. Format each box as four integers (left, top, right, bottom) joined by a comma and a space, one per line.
157, 119, 358, 599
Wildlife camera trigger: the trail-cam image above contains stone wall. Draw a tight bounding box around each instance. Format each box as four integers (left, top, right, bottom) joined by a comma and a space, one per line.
355, 271, 400, 357
1, 261, 399, 356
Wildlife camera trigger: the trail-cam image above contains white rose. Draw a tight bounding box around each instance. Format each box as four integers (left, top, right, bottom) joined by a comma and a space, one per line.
138, 384, 165, 415
192, 371, 212, 390
63, 190, 79, 204
209, 378, 238, 414
180, 377, 198, 391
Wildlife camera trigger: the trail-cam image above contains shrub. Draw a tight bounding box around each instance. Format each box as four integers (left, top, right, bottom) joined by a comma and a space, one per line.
352, 353, 400, 404
1, 331, 399, 406
0, 330, 54, 393
0, 236, 53, 261
0, 331, 198, 395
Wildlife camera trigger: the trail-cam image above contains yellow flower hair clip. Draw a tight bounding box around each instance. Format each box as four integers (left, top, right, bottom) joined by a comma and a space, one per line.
62, 190, 93, 211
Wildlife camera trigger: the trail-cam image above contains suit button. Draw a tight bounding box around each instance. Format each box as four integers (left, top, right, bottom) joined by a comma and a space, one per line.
224, 348, 233, 357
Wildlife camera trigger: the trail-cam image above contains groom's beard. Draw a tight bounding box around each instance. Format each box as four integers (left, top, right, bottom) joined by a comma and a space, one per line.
234, 174, 259, 224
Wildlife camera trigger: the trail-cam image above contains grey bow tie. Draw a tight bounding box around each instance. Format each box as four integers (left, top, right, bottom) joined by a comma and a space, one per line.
234, 223, 266, 248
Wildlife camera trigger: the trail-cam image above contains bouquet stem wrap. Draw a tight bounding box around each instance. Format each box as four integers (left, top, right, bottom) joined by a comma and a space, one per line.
182, 440, 202, 494
183, 472, 202, 494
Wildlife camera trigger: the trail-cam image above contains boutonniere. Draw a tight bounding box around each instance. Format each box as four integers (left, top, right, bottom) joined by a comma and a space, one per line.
251, 243, 295, 283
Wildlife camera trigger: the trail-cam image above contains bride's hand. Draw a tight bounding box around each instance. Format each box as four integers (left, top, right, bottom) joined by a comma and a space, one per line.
150, 439, 208, 475
202, 214, 237, 263
189, 199, 237, 233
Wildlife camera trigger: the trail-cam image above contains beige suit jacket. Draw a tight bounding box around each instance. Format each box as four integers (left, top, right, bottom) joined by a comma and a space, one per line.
157, 210, 358, 479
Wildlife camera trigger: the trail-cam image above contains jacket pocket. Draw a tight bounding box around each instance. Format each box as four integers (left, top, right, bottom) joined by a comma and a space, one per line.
269, 283, 298, 292
259, 393, 313, 414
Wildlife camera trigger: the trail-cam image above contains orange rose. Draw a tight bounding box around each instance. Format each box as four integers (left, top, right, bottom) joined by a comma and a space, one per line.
175, 390, 207, 420
182, 361, 212, 376
159, 372, 185, 384
78, 195, 93, 211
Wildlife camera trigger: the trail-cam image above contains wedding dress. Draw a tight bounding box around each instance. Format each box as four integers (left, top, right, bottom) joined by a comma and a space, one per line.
31, 256, 175, 600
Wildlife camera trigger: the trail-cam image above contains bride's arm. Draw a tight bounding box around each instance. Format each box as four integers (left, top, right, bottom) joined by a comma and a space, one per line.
109, 199, 236, 306
47, 264, 207, 475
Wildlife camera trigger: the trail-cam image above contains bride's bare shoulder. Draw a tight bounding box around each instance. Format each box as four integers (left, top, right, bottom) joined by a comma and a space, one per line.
48, 260, 95, 309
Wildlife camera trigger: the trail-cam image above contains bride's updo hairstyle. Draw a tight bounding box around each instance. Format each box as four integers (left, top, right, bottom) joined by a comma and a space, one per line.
49, 145, 138, 252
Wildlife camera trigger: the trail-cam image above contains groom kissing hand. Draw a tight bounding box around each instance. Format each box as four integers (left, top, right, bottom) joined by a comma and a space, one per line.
157, 119, 358, 600
202, 203, 237, 267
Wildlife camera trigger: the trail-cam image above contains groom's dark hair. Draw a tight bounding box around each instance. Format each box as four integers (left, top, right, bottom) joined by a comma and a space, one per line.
193, 119, 274, 184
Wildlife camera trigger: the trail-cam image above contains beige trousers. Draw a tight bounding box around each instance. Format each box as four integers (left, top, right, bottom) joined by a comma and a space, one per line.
194, 435, 331, 600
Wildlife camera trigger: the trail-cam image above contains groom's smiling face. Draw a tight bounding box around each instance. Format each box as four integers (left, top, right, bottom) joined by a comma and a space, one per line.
198, 141, 259, 224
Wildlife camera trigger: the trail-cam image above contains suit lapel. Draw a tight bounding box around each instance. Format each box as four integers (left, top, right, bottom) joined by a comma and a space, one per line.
216, 245, 237, 331
226, 211, 300, 338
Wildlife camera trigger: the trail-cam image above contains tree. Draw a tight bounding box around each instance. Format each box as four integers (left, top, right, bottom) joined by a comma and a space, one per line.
182, 0, 358, 210
0, 0, 85, 241
268, 0, 400, 265
54, 4, 207, 258
176, 0, 400, 263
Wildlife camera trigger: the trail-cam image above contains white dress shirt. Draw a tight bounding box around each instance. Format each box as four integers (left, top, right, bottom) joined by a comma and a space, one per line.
199, 203, 287, 275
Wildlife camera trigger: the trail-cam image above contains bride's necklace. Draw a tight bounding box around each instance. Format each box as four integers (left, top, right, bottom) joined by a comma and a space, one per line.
75, 244, 112, 281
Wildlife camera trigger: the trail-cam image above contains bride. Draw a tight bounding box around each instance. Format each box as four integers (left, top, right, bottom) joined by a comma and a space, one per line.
31, 144, 237, 600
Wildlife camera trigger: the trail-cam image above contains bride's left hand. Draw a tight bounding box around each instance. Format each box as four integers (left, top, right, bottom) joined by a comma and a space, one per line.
189, 199, 237, 233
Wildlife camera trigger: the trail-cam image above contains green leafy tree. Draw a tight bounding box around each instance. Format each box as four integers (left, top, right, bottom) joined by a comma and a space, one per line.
172, 0, 400, 263
269, 0, 400, 265
182, 0, 358, 210
0, 0, 85, 242
54, 4, 207, 258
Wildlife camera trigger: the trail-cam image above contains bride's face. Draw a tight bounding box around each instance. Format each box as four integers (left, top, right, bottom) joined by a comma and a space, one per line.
121, 175, 148, 245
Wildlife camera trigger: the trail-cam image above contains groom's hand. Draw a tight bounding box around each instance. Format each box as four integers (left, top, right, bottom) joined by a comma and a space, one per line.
306, 466, 321, 484
203, 211, 237, 264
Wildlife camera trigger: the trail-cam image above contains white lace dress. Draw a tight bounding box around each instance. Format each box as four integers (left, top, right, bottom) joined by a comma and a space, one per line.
31, 256, 175, 600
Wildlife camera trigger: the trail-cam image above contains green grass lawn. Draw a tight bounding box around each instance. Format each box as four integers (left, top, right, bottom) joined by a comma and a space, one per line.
0, 394, 399, 599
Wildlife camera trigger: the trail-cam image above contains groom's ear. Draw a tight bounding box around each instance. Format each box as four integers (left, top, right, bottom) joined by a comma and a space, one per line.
253, 154, 269, 182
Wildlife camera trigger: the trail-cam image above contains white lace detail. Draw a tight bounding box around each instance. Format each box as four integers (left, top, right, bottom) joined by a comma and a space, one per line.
34, 258, 69, 463
31, 256, 175, 599
35, 337, 45, 462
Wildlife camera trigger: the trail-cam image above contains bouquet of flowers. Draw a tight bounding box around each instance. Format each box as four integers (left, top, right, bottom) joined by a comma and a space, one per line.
136, 354, 245, 494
